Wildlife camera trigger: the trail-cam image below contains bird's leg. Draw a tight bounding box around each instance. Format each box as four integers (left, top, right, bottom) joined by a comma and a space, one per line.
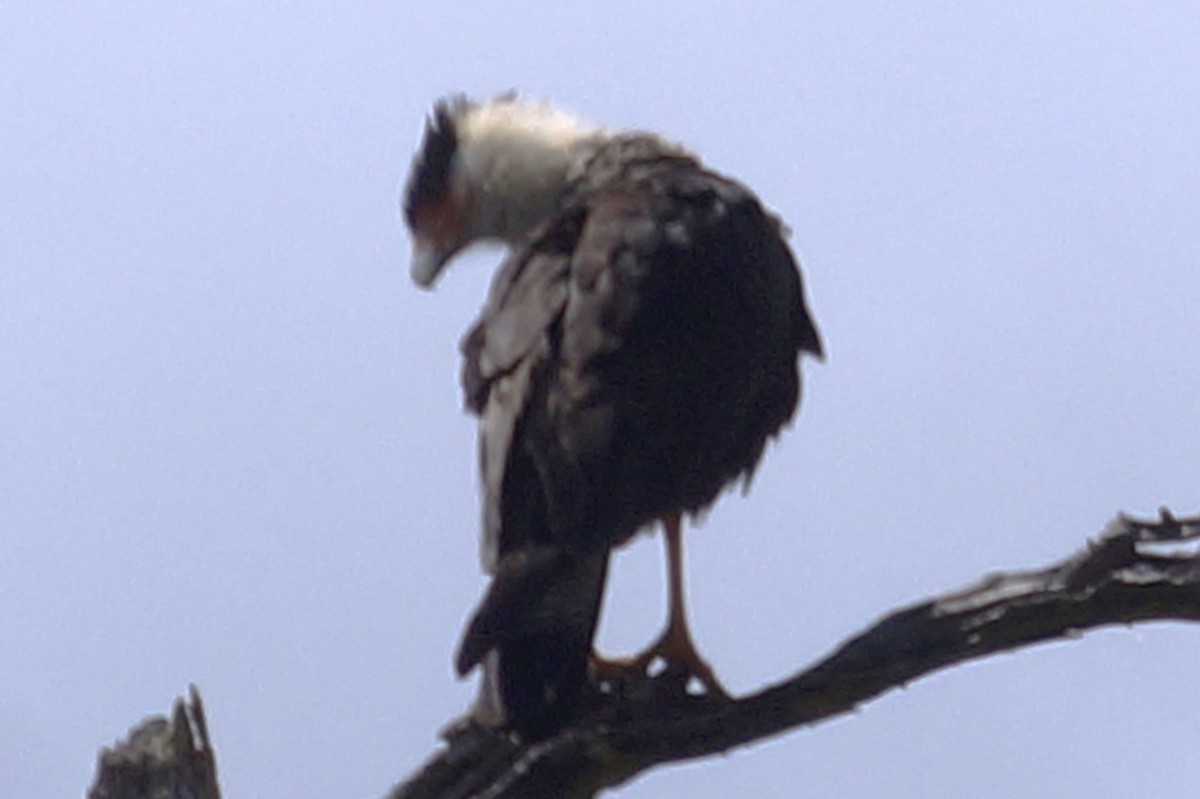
644, 512, 728, 695
591, 513, 728, 698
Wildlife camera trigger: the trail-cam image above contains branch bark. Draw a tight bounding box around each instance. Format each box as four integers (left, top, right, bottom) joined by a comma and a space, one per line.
388, 510, 1200, 799
85, 511, 1200, 799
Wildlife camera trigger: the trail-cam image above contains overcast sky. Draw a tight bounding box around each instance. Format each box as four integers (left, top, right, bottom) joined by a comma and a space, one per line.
3, 2, 1198, 798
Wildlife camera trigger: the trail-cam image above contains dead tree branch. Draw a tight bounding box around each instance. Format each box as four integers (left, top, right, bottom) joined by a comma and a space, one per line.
84, 511, 1200, 799
388, 509, 1200, 799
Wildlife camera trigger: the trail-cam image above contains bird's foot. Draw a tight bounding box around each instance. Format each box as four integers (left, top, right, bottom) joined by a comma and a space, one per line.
591, 623, 729, 700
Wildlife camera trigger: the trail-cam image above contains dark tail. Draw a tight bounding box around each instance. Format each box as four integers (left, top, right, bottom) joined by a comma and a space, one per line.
455, 546, 609, 739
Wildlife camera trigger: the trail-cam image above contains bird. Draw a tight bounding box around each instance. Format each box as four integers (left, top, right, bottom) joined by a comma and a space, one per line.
402, 94, 823, 738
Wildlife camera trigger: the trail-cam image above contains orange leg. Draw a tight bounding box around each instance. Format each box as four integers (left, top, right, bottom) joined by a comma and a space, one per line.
592, 513, 728, 697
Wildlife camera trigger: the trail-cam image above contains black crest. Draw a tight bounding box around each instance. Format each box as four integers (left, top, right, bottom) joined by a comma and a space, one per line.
402, 96, 472, 228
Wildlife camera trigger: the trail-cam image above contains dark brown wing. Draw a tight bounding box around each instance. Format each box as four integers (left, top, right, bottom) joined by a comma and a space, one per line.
540, 169, 821, 546
460, 208, 577, 574
456, 204, 609, 738
456, 161, 821, 737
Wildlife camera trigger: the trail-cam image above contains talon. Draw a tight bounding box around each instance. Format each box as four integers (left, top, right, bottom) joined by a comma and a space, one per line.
636, 618, 729, 698
590, 652, 644, 686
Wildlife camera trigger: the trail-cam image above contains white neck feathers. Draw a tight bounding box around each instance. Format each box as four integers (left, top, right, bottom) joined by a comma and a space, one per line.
455, 99, 607, 243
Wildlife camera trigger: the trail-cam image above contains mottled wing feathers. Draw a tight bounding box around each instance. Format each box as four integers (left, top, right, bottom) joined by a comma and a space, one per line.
460, 219, 577, 414
460, 211, 582, 571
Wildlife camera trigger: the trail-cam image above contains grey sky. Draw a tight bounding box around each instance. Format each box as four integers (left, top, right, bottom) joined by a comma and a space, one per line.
3, 2, 1198, 797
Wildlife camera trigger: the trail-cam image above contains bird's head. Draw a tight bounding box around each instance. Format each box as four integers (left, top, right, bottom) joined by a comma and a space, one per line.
402, 94, 605, 288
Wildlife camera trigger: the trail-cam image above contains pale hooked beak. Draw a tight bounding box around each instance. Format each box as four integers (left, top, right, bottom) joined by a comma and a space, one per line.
410, 249, 444, 289
410, 239, 453, 289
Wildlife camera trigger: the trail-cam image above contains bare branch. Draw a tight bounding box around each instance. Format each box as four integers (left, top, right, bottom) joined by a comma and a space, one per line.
389, 509, 1200, 799
83, 512, 1200, 799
